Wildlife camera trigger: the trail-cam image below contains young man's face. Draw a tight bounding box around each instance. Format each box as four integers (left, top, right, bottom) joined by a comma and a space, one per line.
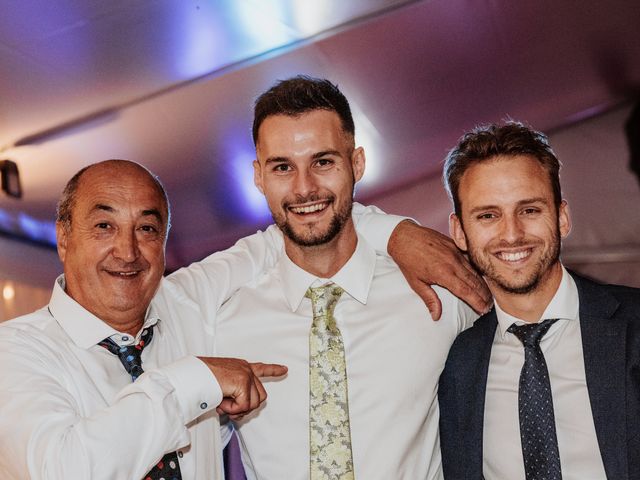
449, 154, 571, 296
254, 109, 365, 248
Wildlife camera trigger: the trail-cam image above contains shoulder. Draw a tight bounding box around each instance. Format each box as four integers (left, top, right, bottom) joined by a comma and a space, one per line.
0, 307, 61, 361
0, 306, 54, 336
449, 310, 495, 353
571, 271, 640, 315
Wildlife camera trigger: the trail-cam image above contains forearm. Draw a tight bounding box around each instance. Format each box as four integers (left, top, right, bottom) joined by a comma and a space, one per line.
0, 355, 220, 480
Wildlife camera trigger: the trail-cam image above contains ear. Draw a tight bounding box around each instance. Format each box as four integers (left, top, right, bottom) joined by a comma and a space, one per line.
56, 222, 68, 263
558, 199, 572, 239
449, 213, 468, 252
253, 159, 264, 194
351, 146, 366, 183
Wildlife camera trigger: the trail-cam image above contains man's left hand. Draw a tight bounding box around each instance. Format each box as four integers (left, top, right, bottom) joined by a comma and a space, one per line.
388, 220, 491, 320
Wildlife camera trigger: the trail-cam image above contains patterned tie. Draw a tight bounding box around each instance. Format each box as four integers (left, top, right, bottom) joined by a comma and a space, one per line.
99, 325, 182, 480
508, 319, 562, 480
306, 284, 355, 480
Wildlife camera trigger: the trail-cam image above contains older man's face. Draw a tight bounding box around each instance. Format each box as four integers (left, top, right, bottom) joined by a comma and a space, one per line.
56, 162, 167, 326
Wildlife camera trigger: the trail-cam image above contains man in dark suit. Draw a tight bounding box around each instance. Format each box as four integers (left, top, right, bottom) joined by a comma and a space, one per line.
438, 122, 640, 479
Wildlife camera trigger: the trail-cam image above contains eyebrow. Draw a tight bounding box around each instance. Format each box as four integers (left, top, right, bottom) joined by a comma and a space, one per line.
264, 150, 342, 164
90, 204, 164, 223
468, 197, 549, 214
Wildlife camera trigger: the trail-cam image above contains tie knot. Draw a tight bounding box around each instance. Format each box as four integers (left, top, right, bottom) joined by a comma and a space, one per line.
305, 283, 344, 319
508, 318, 558, 347
99, 324, 155, 381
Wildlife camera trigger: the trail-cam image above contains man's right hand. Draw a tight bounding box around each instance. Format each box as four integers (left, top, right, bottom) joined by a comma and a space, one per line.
197, 357, 287, 416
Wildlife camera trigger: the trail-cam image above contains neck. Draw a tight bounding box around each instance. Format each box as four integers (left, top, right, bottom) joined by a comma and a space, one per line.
106, 316, 145, 337
490, 262, 564, 323
284, 221, 358, 278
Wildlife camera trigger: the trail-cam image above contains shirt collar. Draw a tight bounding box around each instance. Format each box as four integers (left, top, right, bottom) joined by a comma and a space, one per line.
277, 233, 376, 312
495, 265, 579, 338
49, 275, 161, 349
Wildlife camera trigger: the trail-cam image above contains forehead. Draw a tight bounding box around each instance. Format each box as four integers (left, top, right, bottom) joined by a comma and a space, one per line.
74, 165, 167, 220
256, 110, 350, 159
458, 155, 553, 207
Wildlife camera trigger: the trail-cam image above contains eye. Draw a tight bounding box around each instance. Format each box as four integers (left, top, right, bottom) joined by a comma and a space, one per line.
273, 163, 292, 173
315, 158, 334, 168
139, 225, 158, 233
476, 213, 495, 220
95, 222, 111, 229
522, 207, 540, 215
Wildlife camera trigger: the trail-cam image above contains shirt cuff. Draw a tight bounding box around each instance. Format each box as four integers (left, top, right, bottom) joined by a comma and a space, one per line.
162, 355, 223, 424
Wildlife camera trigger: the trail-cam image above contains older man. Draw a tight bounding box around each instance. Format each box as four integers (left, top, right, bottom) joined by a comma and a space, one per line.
438, 122, 640, 479
0, 160, 290, 479
0, 154, 488, 479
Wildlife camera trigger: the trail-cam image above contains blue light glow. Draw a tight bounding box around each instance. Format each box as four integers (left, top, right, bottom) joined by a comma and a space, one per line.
17, 213, 57, 245
173, 4, 229, 78
174, 2, 296, 79
230, 149, 272, 222
214, 126, 272, 223
0, 207, 56, 247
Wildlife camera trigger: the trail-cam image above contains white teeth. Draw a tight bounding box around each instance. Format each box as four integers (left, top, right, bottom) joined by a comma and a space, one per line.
117, 271, 137, 276
499, 250, 530, 262
290, 202, 327, 214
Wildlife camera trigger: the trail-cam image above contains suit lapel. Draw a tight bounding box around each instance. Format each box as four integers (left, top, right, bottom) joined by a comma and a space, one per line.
459, 311, 498, 478
573, 273, 627, 479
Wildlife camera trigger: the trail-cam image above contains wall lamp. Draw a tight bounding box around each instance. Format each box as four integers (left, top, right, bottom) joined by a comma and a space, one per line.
0, 160, 22, 198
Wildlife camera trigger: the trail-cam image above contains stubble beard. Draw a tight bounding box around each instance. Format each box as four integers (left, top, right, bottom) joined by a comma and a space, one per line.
467, 225, 562, 295
274, 196, 353, 247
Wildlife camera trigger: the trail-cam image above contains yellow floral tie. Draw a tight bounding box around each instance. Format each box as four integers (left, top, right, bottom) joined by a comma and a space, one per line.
306, 284, 355, 480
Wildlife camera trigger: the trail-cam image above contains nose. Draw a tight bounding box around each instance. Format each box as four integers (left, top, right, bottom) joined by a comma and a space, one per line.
292, 169, 316, 199
501, 214, 525, 244
113, 229, 140, 263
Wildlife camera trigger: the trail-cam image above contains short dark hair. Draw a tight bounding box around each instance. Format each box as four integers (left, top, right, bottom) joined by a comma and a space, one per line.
443, 121, 562, 216
56, 159, 171, 233
252, 75, 355, 145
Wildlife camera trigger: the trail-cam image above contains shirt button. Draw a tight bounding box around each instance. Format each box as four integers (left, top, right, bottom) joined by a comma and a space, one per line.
200, 402, 208, 410
178, 451, 184, 458
122, 336, 129, 342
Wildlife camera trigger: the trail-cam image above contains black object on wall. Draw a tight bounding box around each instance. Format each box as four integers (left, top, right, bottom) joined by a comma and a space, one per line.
0, 160, 22, 198
625, 100, 640, 188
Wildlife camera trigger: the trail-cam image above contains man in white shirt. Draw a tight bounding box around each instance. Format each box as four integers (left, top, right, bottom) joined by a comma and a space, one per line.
0, 160, 290, 480
0, 157, 490, 477
213, 75, 478, 479
438, 122, 640, 479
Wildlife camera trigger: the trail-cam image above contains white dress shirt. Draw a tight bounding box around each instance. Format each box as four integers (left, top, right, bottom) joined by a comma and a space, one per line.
0, 277, 222, 480
0, 203, 402, 480
214, 234, 477, 480
483, 267, 607, 480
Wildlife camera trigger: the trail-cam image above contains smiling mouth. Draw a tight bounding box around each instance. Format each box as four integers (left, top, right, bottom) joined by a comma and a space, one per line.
495, 249, 532, 262
105, 270, 141, 278
288, 201, 330, 215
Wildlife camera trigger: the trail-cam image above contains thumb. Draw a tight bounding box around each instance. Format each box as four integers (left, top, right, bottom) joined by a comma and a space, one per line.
250, 362, 288, 378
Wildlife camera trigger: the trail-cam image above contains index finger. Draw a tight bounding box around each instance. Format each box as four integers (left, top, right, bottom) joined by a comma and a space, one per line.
250, 362, 288, 378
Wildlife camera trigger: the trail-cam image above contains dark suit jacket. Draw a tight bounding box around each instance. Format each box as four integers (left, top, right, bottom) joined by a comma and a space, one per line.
438, 272, 640, 479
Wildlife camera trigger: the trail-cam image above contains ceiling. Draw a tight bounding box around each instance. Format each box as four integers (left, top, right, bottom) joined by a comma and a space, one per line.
1, 0, 639, 272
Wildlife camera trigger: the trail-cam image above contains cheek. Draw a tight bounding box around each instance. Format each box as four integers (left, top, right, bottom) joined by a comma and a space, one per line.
139, 239, 165, 263
264, 182, 292, 206
463, 225, 492, 250
71, 240, 109, 267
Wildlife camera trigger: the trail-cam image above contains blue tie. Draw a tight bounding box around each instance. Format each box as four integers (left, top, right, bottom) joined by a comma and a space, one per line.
99, 325, 182, 480
508, 319, 562, 480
